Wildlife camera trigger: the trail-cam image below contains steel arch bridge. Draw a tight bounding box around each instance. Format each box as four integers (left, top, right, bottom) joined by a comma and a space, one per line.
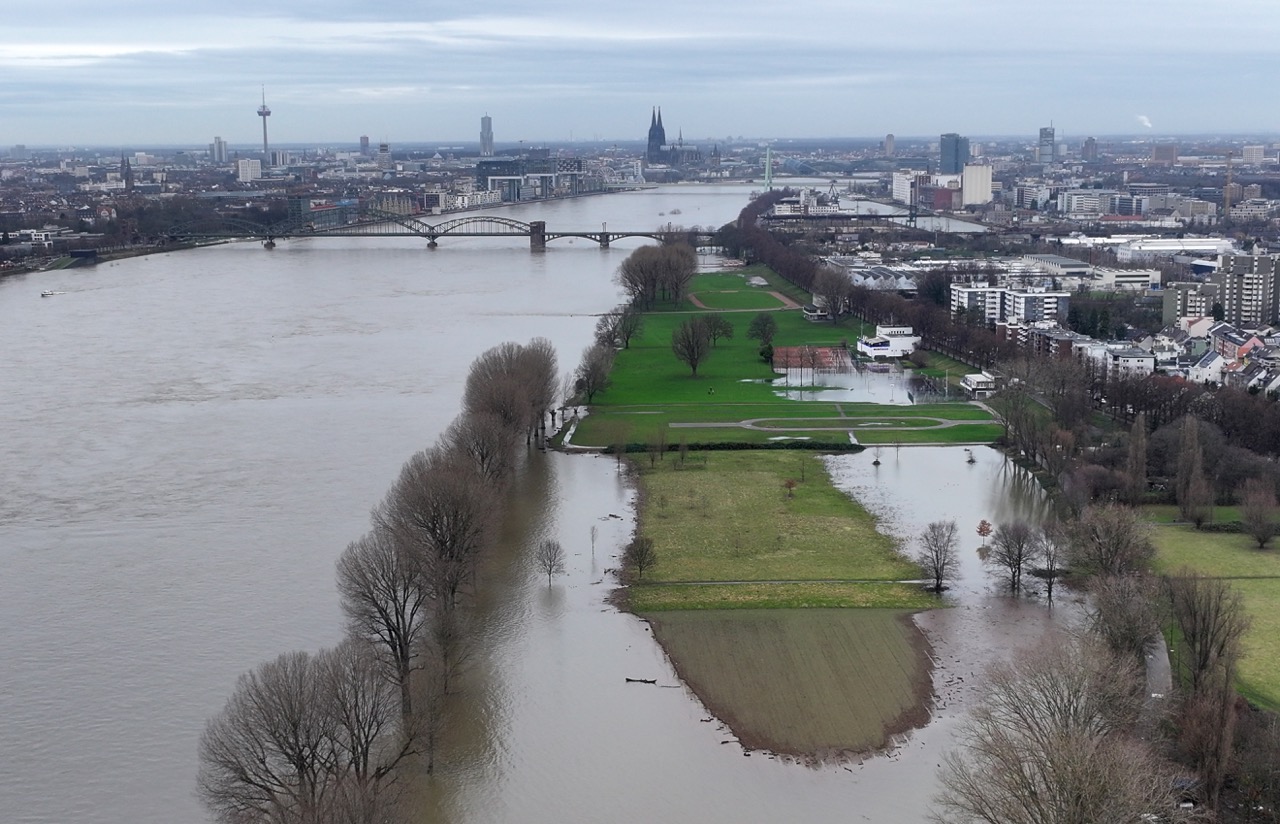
167, 208, 714, 251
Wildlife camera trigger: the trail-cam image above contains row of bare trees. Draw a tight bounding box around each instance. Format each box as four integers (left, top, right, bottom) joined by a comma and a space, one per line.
199, 339, 561, 824
615, 243, 697, 309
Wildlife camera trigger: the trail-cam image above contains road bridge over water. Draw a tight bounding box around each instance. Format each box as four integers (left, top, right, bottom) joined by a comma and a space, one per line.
168, 208, 715, 252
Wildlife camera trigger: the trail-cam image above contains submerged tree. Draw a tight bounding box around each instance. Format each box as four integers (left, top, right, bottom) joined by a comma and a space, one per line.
198, 643, 412, 824
988, 520, 1038, 592
336, 525, 430, 719
936, 636, 1198, 824
917, 519, 960, 593
534, 538, 565, 586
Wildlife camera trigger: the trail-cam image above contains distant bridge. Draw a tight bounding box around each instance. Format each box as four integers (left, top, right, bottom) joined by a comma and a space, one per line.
168, 208, 714, 251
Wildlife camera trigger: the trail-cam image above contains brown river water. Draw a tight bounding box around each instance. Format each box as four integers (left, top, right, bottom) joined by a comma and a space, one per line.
0, 183, 1074, 823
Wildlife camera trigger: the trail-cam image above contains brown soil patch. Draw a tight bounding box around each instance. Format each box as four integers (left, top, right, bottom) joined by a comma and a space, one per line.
644, 608, 934, 759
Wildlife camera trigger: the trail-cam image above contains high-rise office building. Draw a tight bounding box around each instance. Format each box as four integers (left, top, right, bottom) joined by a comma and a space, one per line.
883, 133, 895, 157
376, 143, 392, 170
359, 135, 370, 156
939, 133, 969, 175
480, 115, 494, 157
1081, 136, 1098, 162
1037, 126, 1055, 164
209, 136, 228, 164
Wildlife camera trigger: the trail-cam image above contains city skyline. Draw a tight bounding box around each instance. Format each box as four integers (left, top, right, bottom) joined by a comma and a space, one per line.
2, 0, 1278, 145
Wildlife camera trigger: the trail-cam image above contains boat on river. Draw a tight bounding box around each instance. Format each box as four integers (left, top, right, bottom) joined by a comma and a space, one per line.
41, 290, 64, 297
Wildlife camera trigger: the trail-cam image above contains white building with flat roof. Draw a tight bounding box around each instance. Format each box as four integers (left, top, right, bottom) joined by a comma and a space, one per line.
856, 325, 921, 359
961, 164, 993, 206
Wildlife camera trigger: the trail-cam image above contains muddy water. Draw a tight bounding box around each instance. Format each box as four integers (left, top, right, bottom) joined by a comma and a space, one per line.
1, 178, 1076, 822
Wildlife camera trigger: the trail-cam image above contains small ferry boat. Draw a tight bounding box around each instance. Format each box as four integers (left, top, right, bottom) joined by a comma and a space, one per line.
41, 290, 64, 297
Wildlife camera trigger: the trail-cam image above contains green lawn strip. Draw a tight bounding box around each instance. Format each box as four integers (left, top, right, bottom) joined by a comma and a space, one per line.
1145, 504, 1244, 525
639, 451, 918, 584
1150, 524, 1280, 578
1233, 580, 1280, 711
853, 424, 1005, 445
905, 350, 980, 384
630, 581, 935, 611
1151, 523, 1280, 710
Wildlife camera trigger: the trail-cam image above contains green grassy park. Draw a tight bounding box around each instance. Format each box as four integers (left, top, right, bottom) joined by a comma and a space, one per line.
570, 265, 1001, 449
575, 261, 1000, 756
1150, 520, 1280, 710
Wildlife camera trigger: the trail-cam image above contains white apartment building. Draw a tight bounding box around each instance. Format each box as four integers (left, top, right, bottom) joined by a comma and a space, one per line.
236, 159, 262, 182
1005, 288, 1070, 324
1212, 252, 1280, 325
950, 284, 1069, 325
1242, 145, 1266, 165
951, 284, 1005, 323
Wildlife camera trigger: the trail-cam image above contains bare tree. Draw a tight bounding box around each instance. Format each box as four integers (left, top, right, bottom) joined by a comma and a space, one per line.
1165, 571, 1249, 695
623, 535, 657, 581
573, 343, 614, 404
700, 314, 734, 347
614, 304, 644, 349
442, 411, 517, 486
916, 519, 960, 593
337, 526, 430, 719
1240, 476, 1278, 549
519, 337, 559, 440
589, 524, 598, 555
616, 244, 695, 308
746, 312, 777, 347
375, 447, 495, 610
1177, 415, 1212, 528
1089, 573, 1160, 662
320, 639, 414, 823
198, 645, 412, 824
1030, 521, 1068, 601
988, 520, 1039, 592
462, 342, 530, 432
1067, 503, 1155, 577
534, 538, 565, 586
1126, 412, 1149, 504
811, 265, 851, 321
935, 636, 1199, 824
671, 316, 711, 377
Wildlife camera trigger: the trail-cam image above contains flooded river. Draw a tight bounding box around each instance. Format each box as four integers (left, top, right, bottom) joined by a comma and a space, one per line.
0, 183, 1069, 823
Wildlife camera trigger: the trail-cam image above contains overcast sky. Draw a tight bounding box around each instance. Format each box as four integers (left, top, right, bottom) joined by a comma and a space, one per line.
3, 0, 1277, 147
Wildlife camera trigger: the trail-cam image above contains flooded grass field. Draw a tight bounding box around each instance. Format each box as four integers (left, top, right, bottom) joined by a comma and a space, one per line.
647, 609, 932, 756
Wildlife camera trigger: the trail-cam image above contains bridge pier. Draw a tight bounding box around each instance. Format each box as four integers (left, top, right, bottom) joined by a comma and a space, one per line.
529, 221, 546, 252
599, 232, 610, 249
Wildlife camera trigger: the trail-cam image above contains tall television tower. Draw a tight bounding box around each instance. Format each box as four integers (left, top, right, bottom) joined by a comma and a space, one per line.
257, 88, 271, 158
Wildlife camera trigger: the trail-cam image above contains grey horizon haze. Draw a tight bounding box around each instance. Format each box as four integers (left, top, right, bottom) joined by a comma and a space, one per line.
2, 0, 1277, 146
